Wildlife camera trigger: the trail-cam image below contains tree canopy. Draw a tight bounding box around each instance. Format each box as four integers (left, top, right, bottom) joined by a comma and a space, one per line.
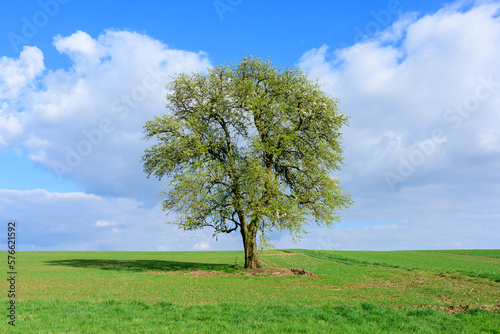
142, 56, 352, 268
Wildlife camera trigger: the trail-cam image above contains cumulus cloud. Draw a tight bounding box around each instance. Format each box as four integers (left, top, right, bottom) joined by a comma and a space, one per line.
193, 242, 211, 251
287, 1, 500, 250
2, 3, 500, 252
271, 182, 500, 250
0, 29, 211, 204
95, 219, 119, 227
0, 46, 45, 100
0, 46, 45, 147
299, 2, 500, 194
53, 30, 106, 72
276, 218, 500, 251
0, 110, 22, 147
0, 189, 241, 251
1, 185, 496, 252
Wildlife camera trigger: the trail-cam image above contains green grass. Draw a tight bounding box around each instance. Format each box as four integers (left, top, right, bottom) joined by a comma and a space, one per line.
292, 249, 500, 281
8, 300, 500, 333
1, 249, 499, 333
438, 249, 500, 258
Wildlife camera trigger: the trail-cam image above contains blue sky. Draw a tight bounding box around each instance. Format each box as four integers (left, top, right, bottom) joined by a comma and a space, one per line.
1, 0, 499, 251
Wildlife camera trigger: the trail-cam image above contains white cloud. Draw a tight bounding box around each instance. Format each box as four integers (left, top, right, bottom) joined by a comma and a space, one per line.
276, 218, 500, 251
0, 29, 211, 204
0, 108, 22, 147
0, 46, 45, 100
193, 242, 211, 251
0, 189, 241, 251
281, 182, 500, 250
53, 30, 105, 73
2, 3, 500, 252
0, 46, 44, 147
477, 128, 500, 153
299, 1, 500, 194
287, 1, 500, 250
95, 219, 119, 227
0, 186, 497, 252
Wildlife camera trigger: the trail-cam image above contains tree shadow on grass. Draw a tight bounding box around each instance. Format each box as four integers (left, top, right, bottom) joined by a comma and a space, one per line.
45, 259, 240, 273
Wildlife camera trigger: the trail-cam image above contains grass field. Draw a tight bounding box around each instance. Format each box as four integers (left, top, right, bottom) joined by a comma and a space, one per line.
2, 249, 499, 333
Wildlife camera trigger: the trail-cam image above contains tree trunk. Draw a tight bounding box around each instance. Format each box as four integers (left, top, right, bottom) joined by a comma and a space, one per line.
239, 214, 262, 269
242, 228, 262, 269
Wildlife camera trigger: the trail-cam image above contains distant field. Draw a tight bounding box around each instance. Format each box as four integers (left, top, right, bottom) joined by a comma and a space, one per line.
292, 249, 500, 281
1, 250, 499, 333
438, 249, 500, 258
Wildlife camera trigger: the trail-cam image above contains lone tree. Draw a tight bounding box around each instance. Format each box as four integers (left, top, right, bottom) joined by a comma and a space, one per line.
142, 56, 352, 269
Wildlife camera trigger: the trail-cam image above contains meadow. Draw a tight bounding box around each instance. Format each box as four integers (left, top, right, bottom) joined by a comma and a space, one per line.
1, 249, 499, 333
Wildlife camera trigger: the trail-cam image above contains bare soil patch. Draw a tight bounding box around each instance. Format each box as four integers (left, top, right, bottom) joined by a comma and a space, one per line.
289, 268, 319, 277
415, 304, 500, 314
142, 267, 319, 277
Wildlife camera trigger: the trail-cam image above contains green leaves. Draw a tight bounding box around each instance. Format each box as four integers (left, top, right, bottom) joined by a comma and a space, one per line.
142, 56, 352, 245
